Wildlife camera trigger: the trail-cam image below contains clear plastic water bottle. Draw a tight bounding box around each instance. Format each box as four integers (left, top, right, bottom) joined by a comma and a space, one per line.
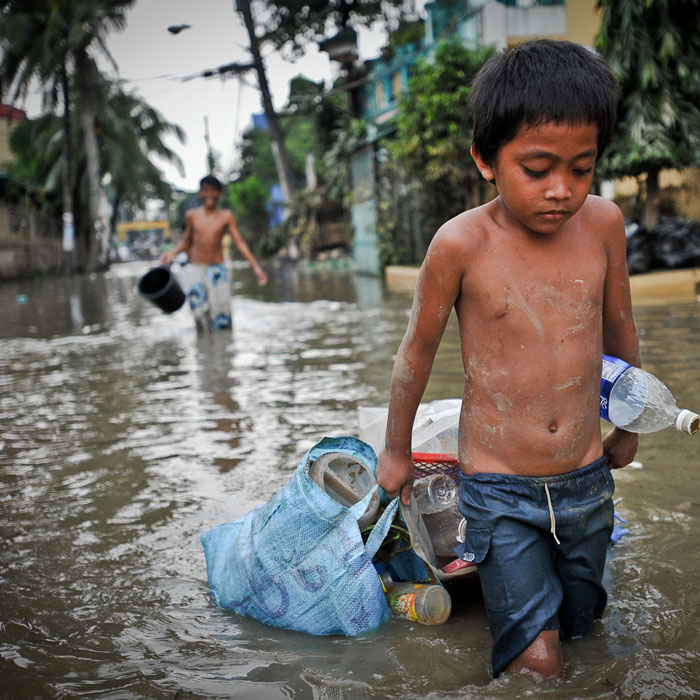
412, 474, 457, 514
379, 573, 451, 625
600, 355, 699, 434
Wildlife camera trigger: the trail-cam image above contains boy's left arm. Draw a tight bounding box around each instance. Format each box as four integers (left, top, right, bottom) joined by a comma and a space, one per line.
601, 205, 641, 468
226, 212, 268, 286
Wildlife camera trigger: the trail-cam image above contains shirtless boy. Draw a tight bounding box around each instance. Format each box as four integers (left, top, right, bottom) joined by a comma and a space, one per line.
376, 39, 640, 681
161, 175, 267, 331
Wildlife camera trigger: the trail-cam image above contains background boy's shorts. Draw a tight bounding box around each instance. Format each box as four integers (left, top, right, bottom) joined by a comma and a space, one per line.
455, 456, 614, 677
185, 263, 232, 330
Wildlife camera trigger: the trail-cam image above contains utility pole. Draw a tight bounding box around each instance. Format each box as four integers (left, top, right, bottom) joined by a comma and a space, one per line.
204, 115, 216, 174
235, 0, 296, 207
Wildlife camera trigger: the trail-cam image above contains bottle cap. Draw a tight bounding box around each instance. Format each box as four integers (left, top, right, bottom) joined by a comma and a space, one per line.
675, 409, 700, 435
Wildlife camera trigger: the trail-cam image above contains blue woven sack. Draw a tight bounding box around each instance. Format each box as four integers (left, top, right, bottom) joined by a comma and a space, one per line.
201, 436, 399, 636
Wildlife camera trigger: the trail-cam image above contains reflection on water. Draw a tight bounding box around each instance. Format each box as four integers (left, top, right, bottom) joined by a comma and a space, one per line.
1, 261, 699, 699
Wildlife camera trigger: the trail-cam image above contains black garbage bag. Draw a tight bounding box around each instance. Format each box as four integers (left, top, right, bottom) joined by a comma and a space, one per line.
625, 220, 652, 275
649, 216, 700, 270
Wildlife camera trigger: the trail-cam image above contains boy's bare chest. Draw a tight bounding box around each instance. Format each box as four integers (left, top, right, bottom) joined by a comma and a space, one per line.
191, 211, 227, 243
460, 238, 606, 327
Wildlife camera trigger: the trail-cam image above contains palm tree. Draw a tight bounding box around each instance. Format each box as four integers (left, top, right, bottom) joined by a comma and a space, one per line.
0, 0, 75, 266
0, 0, 136, 271
8, 78, 185, 245
596, 0, 700, 228
97, 78, 185, 237
65, 0, 135, 270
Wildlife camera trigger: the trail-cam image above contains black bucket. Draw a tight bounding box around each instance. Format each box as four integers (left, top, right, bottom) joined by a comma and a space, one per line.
137, 265, 186, 314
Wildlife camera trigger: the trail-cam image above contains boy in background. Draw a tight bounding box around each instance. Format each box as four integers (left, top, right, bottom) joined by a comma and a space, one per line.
377, 39, 640, 681
161, 175, 267, 331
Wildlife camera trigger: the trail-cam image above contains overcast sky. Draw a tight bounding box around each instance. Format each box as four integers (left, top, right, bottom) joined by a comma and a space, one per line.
97, 0, 390, 192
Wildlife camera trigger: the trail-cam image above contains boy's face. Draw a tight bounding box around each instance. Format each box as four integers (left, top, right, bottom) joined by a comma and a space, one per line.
471, 121, 598, 236
199, 184, 222, 208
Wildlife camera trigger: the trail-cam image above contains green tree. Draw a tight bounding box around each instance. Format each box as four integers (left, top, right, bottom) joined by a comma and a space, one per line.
7, 113, 64, 212
0, 0, 135, 272
227, 174, 272, 249
322, 116, 367, 202
596, 0, 700, 228
96, 79, 185, 237
69, 0, 135, 270
391, 39, 494, 238
0, 0, 76, 266
8, 79, 184, 246
236, 0, 297, 207
286, 75, 350, 182
259, 0, 403, 56
231, 74, 352, 255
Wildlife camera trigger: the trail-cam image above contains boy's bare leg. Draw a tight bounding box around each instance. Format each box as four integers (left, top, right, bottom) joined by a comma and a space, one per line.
505, 629, 564, 680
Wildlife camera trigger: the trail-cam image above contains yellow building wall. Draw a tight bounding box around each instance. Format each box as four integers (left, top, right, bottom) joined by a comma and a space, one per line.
564, 0, 602, 47
506, 1, 697, 223
506, 0, 602, 48
614, 169, 700, 222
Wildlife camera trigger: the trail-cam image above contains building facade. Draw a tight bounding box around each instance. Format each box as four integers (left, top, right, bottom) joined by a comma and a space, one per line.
340, 0, 602, 274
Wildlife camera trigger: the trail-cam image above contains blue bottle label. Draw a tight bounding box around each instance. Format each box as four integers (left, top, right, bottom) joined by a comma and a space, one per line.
600, 354, 631, 421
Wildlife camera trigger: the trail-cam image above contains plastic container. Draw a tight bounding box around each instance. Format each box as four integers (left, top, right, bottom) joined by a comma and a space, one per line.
600, 355, 699, 434
379, 572, 451, 625
412, 474, 457, 514
137, 265, 186, 314
421, 503, 463, 558
309, 452, 380, 529
357, 399, 460, 457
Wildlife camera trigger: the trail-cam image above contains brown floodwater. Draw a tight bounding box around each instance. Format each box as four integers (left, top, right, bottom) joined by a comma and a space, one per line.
1, 260, 699, 699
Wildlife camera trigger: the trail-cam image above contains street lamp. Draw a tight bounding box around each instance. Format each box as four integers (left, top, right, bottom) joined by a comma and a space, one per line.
167, 24, 191, 35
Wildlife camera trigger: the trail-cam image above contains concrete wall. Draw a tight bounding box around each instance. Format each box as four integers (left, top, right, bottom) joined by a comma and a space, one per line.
614, 169, 700, 222
0, 200, 64, 280
0, 120, 15, 169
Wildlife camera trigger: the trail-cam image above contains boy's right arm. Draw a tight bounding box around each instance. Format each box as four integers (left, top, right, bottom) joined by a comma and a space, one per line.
377, 228, 465, 504
161, 212, 194, 264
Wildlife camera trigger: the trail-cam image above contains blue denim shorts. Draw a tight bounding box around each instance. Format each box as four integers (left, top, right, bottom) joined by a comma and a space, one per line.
455, 456, 615, 677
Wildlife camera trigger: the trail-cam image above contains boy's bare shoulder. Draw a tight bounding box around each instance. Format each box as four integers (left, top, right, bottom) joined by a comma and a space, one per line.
579, 194, 625, 232
429, 204, 491, 256
186, 206, 204, 222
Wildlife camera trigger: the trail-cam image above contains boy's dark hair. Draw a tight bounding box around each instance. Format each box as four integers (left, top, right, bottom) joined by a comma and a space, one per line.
470, 39, 619, 166
199, 174, 223, 191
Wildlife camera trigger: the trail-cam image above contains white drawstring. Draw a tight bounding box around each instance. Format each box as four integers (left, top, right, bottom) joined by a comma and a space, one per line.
544, 483, 561, 545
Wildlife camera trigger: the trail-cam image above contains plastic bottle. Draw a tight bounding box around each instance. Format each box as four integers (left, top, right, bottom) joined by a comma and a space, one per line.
379, 573, 451, 625
421, 503, 463, 558
309, 453, 380, 529
600, 355, 699, 434
412, 474, 457, 514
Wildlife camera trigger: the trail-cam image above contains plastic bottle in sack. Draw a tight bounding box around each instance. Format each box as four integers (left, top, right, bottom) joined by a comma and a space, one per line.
309, 453, 380, 529
412, 474, 457, 514
379, 573, 451, 625
422, 503, 463, 558
600, 354, 699, 434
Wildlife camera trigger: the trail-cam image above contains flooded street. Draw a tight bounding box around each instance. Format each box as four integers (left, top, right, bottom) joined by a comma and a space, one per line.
1, 260, 699, 699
